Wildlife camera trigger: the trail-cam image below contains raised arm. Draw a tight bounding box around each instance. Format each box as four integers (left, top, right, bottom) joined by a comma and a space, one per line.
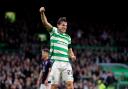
39, 7, 53, 32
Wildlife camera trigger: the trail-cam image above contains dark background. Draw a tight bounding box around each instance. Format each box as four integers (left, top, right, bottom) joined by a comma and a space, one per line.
0, 0, 127, 24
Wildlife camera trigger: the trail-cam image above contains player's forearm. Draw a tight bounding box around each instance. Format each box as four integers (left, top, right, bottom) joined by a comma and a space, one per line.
37, 70, 43, 82
40, 11, 52, 31
68, 48, 75, 58
40, 12, 48, 26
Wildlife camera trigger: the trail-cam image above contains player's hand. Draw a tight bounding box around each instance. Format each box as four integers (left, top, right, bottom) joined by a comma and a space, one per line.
71, 56, 76, 62
39, 7, 45, 13
44, 80, 48, 86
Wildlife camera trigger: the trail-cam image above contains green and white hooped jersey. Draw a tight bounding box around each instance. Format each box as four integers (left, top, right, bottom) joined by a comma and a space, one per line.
49, 27, 71, 62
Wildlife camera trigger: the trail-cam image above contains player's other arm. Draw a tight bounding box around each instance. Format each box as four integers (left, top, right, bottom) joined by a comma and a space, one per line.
68, 48, 76, 62
36, 70, 43, 87
39, 7, 53, 32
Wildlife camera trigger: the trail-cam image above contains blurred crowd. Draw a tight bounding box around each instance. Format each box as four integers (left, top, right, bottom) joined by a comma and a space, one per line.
0, 53, 40, 89
1, 19, 128, 49
0, 50, 117, 89
1, 48, 128, 89
0, 17, 128, 89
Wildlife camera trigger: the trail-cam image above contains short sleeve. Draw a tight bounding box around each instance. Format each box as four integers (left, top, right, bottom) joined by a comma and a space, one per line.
48, 60, 52, 68
68, 36, 71, 44
49, 27, 58, 35
68, 36, 72, 48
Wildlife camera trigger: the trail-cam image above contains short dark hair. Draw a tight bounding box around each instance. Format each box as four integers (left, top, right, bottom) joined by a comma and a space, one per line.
57, 17, 67, 25
42, 48, 49, 53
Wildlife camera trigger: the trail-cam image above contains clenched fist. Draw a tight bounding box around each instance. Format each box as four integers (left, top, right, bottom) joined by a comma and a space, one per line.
39, 7, 45, 13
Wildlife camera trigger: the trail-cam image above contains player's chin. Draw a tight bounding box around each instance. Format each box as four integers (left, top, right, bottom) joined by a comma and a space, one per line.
62, 30, 66, 33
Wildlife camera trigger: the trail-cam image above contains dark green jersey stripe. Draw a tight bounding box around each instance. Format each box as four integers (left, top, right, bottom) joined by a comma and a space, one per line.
52, 53, 68, 58
50, 46, 68, 53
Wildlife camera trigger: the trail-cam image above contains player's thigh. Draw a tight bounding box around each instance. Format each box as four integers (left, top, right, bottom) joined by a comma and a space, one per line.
50, 62, 61, 84
62, 63, 74, 82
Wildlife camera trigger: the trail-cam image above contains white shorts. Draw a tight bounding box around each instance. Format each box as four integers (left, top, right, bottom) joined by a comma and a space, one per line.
39, 84, 51, 89
50, 61, 74, 84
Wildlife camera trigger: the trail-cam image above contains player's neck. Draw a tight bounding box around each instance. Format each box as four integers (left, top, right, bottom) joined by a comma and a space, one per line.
58, 29, 65, 34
